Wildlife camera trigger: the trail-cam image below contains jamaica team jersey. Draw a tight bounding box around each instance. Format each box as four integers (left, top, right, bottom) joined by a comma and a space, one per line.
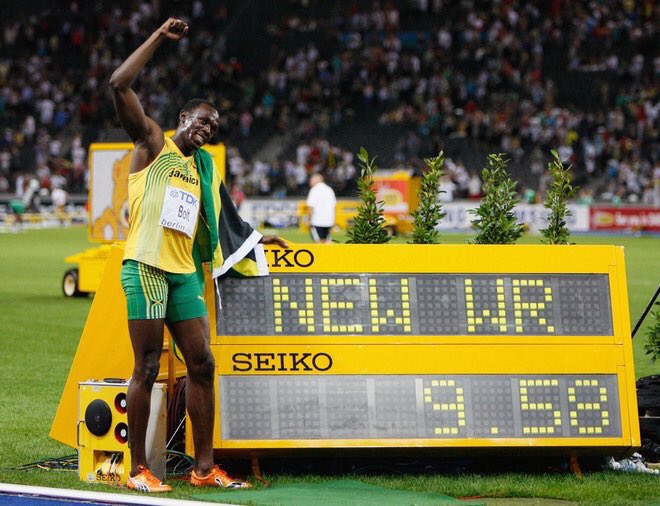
123, 136, 202, 273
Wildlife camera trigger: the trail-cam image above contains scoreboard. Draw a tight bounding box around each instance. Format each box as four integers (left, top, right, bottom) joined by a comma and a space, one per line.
206, 244, 639, 456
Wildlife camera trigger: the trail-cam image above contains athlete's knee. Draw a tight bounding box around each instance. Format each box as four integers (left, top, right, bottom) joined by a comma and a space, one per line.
132, 357, 161, 386
187, 351, 215, 382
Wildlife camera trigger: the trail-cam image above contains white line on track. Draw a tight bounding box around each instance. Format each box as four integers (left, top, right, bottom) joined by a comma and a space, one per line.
0, 483, 235, 506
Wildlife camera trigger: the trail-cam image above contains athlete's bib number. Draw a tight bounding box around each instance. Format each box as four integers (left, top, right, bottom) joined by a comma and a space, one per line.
159, 186, 200, 238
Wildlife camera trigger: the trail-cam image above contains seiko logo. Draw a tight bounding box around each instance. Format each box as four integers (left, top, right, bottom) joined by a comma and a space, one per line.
265, 248, 314, 268
96, 470, 121, 482
232, 352, 333, 372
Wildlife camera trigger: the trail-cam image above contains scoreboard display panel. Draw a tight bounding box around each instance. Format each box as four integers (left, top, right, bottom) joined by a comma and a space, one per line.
207, 244, 639, 456
217, 274, 613, 336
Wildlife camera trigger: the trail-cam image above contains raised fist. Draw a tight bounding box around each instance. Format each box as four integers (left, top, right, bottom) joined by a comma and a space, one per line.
159, 18, 188, 41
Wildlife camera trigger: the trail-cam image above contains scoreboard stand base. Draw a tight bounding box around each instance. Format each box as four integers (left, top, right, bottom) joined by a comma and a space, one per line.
213, 446, 639, 463
210, 448, 617, 475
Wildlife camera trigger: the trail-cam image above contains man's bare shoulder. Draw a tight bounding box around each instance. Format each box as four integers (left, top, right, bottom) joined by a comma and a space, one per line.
129, 120, 166, 174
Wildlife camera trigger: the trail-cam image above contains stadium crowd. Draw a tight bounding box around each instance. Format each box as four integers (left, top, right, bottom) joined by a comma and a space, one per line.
0, 0, 657, 207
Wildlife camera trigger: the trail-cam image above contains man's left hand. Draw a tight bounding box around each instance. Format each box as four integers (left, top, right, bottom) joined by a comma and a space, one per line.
260, 235, 289, 248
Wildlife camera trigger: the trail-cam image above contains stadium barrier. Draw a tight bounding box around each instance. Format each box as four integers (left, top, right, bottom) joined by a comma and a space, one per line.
237, 199, 599, 233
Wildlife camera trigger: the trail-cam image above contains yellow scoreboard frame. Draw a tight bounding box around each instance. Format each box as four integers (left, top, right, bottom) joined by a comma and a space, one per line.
203, 244, 639, 457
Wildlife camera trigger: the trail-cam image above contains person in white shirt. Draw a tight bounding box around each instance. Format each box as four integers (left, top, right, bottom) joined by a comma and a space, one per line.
305, 173, 336, 243
51, 186, 69, 226
439, 174, 457, 202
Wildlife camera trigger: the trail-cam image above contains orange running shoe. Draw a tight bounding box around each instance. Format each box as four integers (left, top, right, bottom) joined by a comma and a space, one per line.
190, 465, 251, 489
126, 465, 172, 492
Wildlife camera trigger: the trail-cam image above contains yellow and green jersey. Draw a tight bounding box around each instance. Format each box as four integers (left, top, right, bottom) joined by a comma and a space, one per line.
124, 136, 202, 273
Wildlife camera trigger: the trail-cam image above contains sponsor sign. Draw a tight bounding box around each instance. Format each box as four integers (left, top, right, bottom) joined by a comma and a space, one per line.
437, 203, 590, 232
238, 199, 300, 228
590, 207, 660, 232
240, 200, 591, 233
374, 179, 409, 213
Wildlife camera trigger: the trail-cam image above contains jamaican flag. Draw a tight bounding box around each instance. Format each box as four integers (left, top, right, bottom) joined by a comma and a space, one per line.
192, 148, 269, 286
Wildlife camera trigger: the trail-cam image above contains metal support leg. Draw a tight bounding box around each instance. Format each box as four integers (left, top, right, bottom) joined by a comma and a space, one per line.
251, 454, 270, 486
569, 455, 583, 478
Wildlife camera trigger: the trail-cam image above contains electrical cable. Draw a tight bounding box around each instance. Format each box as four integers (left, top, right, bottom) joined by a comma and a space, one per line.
165, 377, 195, 476
12, 455, 78, 471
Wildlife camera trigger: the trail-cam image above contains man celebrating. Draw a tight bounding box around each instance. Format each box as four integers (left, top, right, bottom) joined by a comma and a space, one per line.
110, 18, 286, 492
306, 173, 337, 243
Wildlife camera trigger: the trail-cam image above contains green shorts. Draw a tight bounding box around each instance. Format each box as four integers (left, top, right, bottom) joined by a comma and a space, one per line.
9, 200, 25, 214
120, 260, 207, 322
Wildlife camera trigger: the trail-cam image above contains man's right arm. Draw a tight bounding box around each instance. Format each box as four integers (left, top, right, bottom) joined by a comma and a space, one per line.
109, 19, 188, 155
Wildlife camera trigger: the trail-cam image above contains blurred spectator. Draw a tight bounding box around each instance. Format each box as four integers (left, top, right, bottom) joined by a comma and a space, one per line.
577, 189, 594, 206
229, 182, 245, 208
467, 171, 482, 200
0, 173, 9, 192
439, 174, 457, 202
51, 186, 67, 212
521, 186, 537, 204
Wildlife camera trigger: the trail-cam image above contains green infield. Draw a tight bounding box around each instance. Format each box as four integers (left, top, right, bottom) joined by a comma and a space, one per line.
0, 226, 657, 505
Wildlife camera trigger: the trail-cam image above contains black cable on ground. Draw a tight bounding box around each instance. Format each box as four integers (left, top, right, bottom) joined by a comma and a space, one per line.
12, 455, 78, 471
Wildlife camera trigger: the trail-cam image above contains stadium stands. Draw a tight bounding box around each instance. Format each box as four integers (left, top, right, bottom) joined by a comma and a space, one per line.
0, 0, 657, 203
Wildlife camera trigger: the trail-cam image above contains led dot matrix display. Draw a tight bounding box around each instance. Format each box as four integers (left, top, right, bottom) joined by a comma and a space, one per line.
218, 274, 612, 336
220, 375, 620, 440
